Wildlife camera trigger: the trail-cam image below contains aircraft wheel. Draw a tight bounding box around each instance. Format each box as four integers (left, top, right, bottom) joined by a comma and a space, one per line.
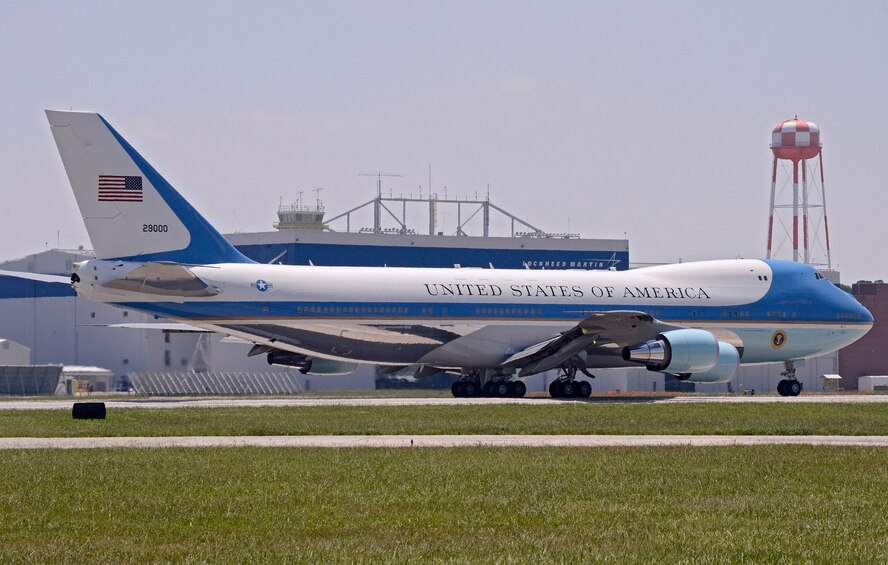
512, 380, 527, 398
549, 380, 562, 398
787, 380, 802, 397
578, 381, 592, 398
484, 381, 497, 397
505, 381, 517, 397
451, 381, 465, 398
561, 381, 577, 398
493, 381, 510, 398
777, 379, 789, 397
463, 381, 479, 397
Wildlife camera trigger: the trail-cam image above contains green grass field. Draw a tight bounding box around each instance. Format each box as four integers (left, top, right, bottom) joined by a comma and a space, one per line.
2, 402, 888, 438
0, 446, 886, 562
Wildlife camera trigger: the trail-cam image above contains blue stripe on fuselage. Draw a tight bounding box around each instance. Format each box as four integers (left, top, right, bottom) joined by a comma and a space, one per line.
111, 298, 864, 324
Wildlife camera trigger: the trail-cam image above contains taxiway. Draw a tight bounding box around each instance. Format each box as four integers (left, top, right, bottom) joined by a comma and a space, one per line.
1, 394, 888, 411
1, 434, 887, 449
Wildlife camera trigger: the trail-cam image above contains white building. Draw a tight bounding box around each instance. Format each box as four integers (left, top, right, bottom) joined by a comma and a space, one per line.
0, 339, 30, 365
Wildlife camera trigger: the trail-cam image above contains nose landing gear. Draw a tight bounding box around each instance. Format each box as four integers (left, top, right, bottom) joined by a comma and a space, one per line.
776, 360, 802, 397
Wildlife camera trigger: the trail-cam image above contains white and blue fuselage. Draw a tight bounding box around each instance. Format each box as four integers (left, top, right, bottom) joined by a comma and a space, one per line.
74, 257, 873, 369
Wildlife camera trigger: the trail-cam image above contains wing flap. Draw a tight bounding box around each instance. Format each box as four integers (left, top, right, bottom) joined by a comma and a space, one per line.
501, 335, 562, 367
502, 310, 669, 377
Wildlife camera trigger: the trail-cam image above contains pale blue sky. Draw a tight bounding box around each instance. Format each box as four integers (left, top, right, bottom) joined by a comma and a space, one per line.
1, 1, 886, 282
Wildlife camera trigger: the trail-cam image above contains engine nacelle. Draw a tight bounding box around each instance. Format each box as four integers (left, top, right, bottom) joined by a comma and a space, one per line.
267, 351, 313, 373
623, 328, 719, 373
683, 341, 740, 383
266, 351, 357, 375
622, 329, 740, 383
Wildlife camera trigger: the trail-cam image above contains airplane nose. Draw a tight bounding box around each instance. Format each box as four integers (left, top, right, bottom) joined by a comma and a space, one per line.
857, 300, 874, 324
838, 288, 873, 324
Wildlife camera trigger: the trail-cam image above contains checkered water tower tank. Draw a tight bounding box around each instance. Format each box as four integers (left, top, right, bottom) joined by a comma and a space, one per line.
770, 118, 822, 162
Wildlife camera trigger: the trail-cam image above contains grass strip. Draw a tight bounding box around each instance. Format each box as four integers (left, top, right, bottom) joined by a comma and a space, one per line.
2, 403, 888, 437
0, 446, 886, 563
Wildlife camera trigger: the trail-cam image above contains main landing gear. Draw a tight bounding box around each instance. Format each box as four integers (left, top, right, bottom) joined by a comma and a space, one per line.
451, 370, 527, 398
549, 366, 593, 399
776, 360, 802, 397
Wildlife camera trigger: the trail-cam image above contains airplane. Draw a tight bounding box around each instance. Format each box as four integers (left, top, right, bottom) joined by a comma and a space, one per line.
35, 110, 873, 398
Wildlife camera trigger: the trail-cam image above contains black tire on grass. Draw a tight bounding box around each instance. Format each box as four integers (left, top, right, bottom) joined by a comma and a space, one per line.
72, 402, 106, 420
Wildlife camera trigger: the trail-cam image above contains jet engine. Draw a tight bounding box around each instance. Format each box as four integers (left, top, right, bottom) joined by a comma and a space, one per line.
266, 351, 357, 375
267, 351, 313, 373
622, 329, 739, 383
682, 340, 740, 383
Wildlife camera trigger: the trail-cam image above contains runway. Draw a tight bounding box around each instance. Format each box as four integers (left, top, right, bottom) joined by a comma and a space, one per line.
1, 434, 887, 449
1, 394, 888, 411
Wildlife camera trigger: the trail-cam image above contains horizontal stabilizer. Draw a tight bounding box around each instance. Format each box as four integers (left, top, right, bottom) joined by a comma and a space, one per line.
0, 269, 71, 285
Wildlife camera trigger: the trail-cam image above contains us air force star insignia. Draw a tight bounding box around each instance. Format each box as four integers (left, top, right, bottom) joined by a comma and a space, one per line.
252, 279, 272, 292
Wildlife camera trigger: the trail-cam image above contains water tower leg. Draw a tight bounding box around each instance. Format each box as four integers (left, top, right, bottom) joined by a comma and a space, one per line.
792, 160, 799, 262
820, 153, 832, 269
802, 159, 809, 264
767, 156, 777, 259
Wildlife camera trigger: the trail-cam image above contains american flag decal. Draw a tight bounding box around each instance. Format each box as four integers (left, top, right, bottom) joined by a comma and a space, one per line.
98, 175, 143, 202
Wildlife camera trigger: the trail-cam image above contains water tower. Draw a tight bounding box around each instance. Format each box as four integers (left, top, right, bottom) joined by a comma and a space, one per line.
766, 117, 831, 267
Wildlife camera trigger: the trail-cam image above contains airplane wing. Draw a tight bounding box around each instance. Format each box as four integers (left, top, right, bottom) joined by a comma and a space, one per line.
502, 310, 673, 377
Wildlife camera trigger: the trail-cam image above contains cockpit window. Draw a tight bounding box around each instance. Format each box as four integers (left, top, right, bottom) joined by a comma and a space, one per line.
814, 273, 824, 280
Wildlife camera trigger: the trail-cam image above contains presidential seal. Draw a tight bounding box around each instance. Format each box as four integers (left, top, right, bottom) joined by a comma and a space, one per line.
771, 330, 787, 349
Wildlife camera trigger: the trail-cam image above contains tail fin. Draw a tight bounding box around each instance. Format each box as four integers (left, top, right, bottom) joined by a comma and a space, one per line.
45, 110, 252, 264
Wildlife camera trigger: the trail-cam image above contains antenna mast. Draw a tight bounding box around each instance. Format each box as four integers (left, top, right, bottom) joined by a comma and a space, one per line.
358, 172, 403, 232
